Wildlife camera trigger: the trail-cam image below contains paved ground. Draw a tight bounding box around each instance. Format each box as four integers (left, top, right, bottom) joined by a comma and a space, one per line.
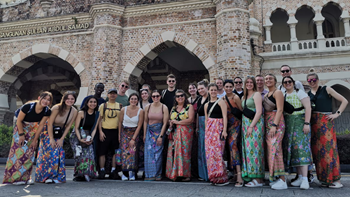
0, 165, 349, 197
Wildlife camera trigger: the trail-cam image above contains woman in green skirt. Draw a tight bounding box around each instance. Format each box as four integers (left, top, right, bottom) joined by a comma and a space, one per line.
282, 76, 312, 190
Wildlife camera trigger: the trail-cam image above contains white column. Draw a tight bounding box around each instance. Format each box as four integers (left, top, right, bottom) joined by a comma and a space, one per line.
264, 25, 272, 44
343, 18, 350, 37
314, 13, 325, 39
289, 23, 297, 42
341, 11, 350, 38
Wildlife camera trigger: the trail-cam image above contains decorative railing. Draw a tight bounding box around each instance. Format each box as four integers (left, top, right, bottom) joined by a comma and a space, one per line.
270, 37, 349, 53
272, 42, 291, 52
325, 37, 347, 48
298, 40, 318, 50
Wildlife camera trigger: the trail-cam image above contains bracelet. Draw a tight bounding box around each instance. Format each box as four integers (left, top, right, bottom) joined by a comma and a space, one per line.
271, 123, 278, 127
131, 138, 135, 141
19, 133, 25, 136
304, 122, 310, 125
159, 135, 163, 138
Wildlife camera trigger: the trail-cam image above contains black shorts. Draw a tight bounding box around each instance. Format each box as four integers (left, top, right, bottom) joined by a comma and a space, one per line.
98, 128, 119, 156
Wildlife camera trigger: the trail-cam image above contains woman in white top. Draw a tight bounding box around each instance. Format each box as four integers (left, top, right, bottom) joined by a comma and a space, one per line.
118, 93, 144, 181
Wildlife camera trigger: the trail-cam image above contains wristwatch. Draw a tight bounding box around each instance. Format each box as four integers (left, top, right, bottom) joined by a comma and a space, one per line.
304, 122, 310, 125
19, 133, 25, 136
271, 123, 278, 127
337, 111, 341, 115
159, 135, 163, 138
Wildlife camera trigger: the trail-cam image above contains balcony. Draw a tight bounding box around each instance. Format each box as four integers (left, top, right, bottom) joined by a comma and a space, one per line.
269, 37, 350, 54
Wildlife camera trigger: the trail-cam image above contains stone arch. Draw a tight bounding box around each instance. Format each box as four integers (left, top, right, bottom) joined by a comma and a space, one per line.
0, 44, 87, 116
123, 31, 215, 89
295, 5, 316, 40
321, 1, 344, 38
325, 80, 350, 90
270, 8, 290, 43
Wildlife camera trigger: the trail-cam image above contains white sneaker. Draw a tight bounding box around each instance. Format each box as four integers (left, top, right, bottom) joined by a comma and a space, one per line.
84, 175, 90, 182
129, 172, 135, 181
122, 174, 129, 181
269, 180, 278, 186
291, 177, 302, 187
271, 179, 288, 190
27, 179, 34, 185
13, 181, 26, 185
45, 179, 53, 184
300, 179, 310, 190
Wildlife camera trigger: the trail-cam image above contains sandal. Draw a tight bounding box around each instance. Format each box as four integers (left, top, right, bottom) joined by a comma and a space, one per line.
329, 182, 343, 189
235, 181, 244, 187
245, 179, 263, 187
155, 176, 162, 181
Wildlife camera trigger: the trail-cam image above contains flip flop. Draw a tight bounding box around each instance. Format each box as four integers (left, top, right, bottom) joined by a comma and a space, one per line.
245, 179, 263, 187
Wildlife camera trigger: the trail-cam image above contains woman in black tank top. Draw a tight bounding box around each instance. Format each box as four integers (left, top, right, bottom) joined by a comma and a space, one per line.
70, 96, 100, 182
203, 83, 229, 186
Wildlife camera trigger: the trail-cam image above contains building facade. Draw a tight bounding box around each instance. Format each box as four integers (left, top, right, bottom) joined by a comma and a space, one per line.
0, 0, 349, 131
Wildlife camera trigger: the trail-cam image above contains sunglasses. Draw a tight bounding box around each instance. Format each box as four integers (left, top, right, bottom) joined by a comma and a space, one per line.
224, 79, 233, 83
67, 91, 76, 94
234, 81, 242, 84
307, 78, 318, 83
152, 95, 160, 98
121, 84, 129, 88
175, 94, 185, 98
283, 80, 293, 84
168, 80, 175, 83
281, 70, 290, 73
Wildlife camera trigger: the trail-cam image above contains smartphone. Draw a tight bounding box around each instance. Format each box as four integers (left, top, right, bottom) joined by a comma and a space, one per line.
23, 140, 28, 146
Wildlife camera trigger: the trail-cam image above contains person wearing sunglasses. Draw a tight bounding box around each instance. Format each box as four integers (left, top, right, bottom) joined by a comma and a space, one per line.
161, 74, 177, 112
166, 90, 195, 182
241, 76, 264, 187
278, 65, 304, 92
307, 72, 348, 189
282, 76, 312, 190
204, 83, 229, 186
263, 74, 287, 190
196, 79, 210, 181
223, 79, 243, 187
117, 80, 130, 107
233, 77, 244, 99
143, 90, 169, 181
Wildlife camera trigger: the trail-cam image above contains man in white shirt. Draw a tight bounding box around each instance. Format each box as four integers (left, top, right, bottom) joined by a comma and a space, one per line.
216, 78, 226, 99
278, 65, 305, 92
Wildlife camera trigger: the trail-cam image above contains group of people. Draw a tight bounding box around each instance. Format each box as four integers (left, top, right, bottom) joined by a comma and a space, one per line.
2, 66, 347, 191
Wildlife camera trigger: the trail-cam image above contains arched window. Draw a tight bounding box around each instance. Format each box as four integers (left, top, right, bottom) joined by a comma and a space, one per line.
295, 5, 316, 40
321, 2, 344, 38
270, 8, 290, 43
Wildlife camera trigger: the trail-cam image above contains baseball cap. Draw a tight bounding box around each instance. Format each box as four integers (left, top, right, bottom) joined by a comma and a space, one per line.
108, 88, 118, 94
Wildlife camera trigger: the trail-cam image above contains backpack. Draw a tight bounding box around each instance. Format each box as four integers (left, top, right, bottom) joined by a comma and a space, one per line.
14, 102, 49, 118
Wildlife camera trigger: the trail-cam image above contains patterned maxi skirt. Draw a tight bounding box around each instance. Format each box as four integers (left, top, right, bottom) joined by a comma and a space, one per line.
69, 128, 97, 179
205, 118, 228, 184
166, 124, 193, 180
198, 116, 208, 181
35, 126, 66, 183
241, 115, 265, 181
121, 127, 139, 172
227, 115, 242, 169
311, 112, 341, 184
144, 123, 163, 179
3, 121, 39, 184
283, 114, 312, 171
264, 111, 285, 181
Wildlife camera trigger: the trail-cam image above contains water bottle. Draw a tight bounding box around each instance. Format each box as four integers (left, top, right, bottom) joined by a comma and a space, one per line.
80, 127, 86, 139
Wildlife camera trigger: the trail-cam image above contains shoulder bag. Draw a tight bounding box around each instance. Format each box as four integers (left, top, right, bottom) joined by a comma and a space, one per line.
53, 107, 72, 139
242, 96, 256, 120
225, 95, 242, 120
284, 92, 304, 114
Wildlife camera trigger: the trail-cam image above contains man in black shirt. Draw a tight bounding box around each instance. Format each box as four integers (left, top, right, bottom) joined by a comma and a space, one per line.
233, 77, 244, 99
160, 74, 177, 112
80, 83, 106, 108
